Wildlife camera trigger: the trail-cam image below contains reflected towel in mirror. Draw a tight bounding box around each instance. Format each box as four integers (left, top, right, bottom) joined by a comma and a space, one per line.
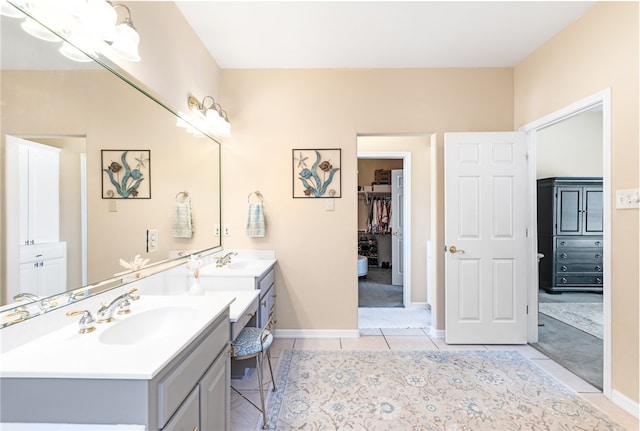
172, 199, 194, 238
246, 202, 265, 237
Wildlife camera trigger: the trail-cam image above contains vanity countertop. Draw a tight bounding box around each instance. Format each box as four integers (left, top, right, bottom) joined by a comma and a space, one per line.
0, 293, 240, 380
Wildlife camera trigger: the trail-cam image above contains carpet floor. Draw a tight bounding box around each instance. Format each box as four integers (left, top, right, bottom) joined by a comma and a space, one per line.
534, 291, 604, 391
358, 268, 402, 307
539, 302, 603, 339
266, 350, 624, 430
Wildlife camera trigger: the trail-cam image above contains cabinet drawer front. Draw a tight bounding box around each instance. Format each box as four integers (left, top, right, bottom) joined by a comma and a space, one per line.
556, 238, 603, 248
231, 296, 258, 340
19, 242, 66, 263
259, 284, 276, 329
556, 250, 603, 262
556, 263, 603, 273
258, 267, 275, 292
158, 314, 230, 428
555, 275, 603, 286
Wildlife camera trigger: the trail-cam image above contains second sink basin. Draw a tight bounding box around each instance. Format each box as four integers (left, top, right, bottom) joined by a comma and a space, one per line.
99, 306, 198, 345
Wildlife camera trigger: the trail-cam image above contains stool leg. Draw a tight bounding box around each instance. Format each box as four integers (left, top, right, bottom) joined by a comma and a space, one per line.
256, 354, 269, 429
266, 348, 277, 392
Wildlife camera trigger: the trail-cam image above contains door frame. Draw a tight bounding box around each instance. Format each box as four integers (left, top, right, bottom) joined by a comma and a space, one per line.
519, 88, 612, 397
358, 151, 412, 307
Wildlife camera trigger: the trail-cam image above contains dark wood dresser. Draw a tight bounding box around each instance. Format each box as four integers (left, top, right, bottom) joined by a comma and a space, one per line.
537, 177, 603, 294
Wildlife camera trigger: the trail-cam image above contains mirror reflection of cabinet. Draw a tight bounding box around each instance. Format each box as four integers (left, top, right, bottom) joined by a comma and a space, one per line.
19, 243, 67, 297
17, 138, 60, 245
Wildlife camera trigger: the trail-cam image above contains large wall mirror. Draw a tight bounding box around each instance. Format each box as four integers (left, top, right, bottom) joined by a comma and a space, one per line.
0, 4, 222, 326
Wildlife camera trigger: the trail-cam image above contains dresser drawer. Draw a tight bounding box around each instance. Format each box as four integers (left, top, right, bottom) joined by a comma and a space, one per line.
556, 250, 602, 262
556, 262, 603, 273
555, 275, 603, 286
556, 237, 603, 248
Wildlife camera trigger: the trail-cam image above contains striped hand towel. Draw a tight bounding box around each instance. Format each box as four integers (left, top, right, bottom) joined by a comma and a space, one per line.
246, 202, 265, 237
172, 201, 194, 238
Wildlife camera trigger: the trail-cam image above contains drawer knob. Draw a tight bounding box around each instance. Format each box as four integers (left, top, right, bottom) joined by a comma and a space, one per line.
560, 241, 566, 246
595, 241, 601, 246
561, 277, 567, 284
561, 265, 567, 271
560, 253, 568, 259
596, 277, 602, 284
595, 265, 602, 271
595, 253, 601, 259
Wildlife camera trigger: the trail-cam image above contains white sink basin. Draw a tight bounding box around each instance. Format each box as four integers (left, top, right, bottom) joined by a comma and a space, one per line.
99, 306, 198, 345
225, 260, 259, 270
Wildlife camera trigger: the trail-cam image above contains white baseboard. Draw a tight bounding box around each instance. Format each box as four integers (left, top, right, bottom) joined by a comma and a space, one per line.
274, 329, 360, 339
408, 302, 429, 309
430, 327, 445, 339
611, 389, 640, 418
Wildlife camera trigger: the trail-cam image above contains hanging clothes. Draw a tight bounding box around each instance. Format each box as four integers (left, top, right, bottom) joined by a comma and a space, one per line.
366, 195, 391, 234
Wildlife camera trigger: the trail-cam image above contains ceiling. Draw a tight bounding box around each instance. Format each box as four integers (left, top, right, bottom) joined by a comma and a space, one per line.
176, 1, 596, 69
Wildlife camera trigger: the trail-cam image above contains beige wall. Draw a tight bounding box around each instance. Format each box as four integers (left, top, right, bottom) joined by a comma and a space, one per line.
514, 2, 639, 403
220, 68, 514, 331
536, 110, 603, 178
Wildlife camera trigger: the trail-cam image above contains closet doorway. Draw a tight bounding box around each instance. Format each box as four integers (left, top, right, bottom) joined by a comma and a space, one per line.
357, 158, 404, 308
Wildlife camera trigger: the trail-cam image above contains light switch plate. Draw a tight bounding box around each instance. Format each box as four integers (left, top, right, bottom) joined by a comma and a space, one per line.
615, 188, 640, 209
146, 229, 158, 252
223, 224, 231, 237
214, 224, 221, 237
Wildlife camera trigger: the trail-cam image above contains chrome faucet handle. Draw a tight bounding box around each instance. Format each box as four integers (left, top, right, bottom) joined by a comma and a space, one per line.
5, 308, 30, 324
66, 310, 96, 334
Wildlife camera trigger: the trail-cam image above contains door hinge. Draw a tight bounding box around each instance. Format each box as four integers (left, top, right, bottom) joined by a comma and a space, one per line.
526, 305, 529, 314
525, 228, 529, 238
525, 152, 529, 161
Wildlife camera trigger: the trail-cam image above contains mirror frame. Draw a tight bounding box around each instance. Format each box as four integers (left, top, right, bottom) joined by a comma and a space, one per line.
1, 1, 223, 327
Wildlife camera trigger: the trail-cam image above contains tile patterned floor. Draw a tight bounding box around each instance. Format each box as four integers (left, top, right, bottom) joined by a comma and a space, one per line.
230, 329, 639, 431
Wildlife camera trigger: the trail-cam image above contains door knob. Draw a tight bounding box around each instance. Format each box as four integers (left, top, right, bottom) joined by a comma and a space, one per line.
449, 245, 465, 254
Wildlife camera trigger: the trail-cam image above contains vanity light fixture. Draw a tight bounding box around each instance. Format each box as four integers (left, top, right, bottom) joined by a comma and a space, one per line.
177, 95, 232, 138
2, 0, 141, 63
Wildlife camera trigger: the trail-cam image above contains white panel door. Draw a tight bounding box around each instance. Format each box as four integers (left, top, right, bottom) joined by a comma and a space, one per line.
391, 169, 404, 286
445, 132, 528, 344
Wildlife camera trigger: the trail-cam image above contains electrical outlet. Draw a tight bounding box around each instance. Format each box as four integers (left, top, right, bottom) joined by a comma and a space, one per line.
214, 224, 221, 237
616, 189, 640, 209
146, 229, 158, 252
223, 224, 231, 237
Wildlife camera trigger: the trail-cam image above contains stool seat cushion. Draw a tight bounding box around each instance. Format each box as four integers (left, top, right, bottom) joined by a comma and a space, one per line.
232, 327, 273, 358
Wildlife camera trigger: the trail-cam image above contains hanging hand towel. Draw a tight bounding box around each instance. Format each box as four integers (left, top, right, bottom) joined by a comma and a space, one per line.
172, 200, 194, 238
246, 202, 266, 237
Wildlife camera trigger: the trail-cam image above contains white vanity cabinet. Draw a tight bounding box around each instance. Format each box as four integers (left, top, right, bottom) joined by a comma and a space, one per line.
0, 310, 231, 431
19, 242, 66, 297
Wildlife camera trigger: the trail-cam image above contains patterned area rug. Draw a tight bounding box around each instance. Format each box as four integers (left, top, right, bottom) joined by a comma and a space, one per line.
267, 350, 623, 430
539, 302, 603, 339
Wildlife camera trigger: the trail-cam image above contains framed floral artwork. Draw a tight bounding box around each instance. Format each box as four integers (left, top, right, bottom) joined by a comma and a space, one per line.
101, 150, 151, 199
292, 149, 341, 198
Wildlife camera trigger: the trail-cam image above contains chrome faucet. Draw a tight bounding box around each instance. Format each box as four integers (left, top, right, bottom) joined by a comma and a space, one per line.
13, 292, 57, 312
215, 251, 238, 267
14, 292, 40, 302
96, 288, 139, 323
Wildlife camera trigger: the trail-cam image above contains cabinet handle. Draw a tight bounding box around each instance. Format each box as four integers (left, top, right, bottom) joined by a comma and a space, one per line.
560, 241, 566, 246
596, 277, 602, 284
262, 300, 267, 308
561, 277, 567, 284
560, 253, 568, 259
595, 265, 602, 271
561, 265, 567, 271
33, 263, 38, 268
595, 241, 601, 246
595, 253, 601, 259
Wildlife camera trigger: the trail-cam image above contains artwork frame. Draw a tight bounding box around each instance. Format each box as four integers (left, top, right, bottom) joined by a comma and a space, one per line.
292, 148, 341, 198
101, 149, 151, 199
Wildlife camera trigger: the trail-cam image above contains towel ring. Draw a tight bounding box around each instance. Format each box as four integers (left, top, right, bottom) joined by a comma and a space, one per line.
175, 191, 190, 202
248, 190, 264, 203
